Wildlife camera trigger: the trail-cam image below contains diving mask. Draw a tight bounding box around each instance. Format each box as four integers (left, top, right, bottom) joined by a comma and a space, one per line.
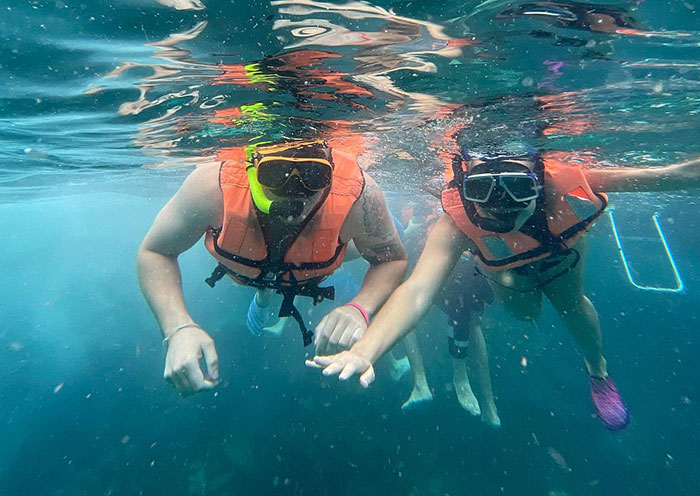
463, 170, 539, 204
256, 155, 333, 192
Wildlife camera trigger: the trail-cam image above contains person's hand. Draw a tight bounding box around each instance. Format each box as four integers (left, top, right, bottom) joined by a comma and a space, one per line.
164, 327, 219, 396
305, 350, 376, 387
314, 305, 368, 355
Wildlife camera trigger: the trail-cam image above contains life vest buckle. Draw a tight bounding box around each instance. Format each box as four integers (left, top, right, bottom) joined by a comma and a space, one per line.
204, 264, 228, 288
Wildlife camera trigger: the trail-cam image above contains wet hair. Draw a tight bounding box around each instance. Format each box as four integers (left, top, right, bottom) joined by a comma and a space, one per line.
462, 141, 537, 163
452, 96, 544, 161
468, 159, 533, 176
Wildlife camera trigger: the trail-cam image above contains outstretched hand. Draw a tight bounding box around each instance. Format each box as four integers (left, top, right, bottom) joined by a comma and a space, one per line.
305, 350, 376, 388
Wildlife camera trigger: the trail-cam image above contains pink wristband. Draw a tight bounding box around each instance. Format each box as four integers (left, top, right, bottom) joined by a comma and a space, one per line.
345, 302, 370, 326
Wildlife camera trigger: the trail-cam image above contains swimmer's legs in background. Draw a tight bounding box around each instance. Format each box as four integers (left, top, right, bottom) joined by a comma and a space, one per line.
387, 349, 411, 381
449, 319, 480, 416
451, 356, 480, 416
400, 331, 434, 409
463, 317, 501, 427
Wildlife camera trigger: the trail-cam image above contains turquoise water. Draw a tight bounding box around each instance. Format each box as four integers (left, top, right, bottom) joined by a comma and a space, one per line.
2, 1, 700, 495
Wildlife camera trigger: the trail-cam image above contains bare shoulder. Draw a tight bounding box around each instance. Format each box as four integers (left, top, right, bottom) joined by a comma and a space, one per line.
140, 162, 223, 256
181, 161, 221, 200
342, 172, 391, 241
341, 172, 407, 264
173, 161, 223, 228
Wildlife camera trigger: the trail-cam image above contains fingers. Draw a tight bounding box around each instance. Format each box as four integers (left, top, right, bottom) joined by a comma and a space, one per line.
313, 314, 329, 353
311, 355, 336, 367
328, 320, 352, 354
321, 361, 346, 377
185, 359, 218, 392
163, 329, 219, 397
170, 365, 195, 396
166, 367, 192, 396
359, 366, 376, 388
306, 352, 372, 385
165, 355, 216, 396
338, 362, 363, 381
338, 322, 364, 350
320, 307, 366, 354
201, 340, 219, 382
348, 327, 365, 348
314, 313, 337, 355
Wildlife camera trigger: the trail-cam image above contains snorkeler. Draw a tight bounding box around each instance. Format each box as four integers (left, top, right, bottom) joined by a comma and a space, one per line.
307, 141, 700, 431
137, 137, 407, 396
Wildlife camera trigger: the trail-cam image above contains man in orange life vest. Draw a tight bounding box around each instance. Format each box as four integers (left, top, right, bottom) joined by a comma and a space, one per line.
137, 138, 407, 396
307, 141, 700, 430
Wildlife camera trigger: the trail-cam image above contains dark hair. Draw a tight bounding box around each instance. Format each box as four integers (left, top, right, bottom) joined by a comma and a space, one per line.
452, 96, 545, 160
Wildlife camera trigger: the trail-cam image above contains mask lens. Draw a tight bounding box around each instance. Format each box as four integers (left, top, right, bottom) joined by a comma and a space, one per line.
257, 160, 296, 189
297, 161, 332, 190
500, 174, 538, 201
463, 175, 495, 202
257, 158, 332, 191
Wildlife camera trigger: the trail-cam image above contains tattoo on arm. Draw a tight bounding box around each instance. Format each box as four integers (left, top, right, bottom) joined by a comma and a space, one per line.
361, 182, 394, 240
362, 237, 407, 265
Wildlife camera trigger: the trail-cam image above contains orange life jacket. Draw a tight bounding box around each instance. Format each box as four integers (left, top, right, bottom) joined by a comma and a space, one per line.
203, 142, 365, 344
441, 152, 607, 270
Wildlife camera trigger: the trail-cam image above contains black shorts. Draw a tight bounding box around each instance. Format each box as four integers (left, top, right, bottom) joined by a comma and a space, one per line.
435, 256, 494, 358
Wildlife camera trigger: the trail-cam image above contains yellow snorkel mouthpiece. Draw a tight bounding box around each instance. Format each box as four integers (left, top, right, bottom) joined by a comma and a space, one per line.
246, 164, 273, 214
245, 141, 273, 215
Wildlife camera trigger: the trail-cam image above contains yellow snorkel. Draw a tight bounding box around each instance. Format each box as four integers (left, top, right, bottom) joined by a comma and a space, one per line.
246, 163, 273, 214
245, 141, 273, 214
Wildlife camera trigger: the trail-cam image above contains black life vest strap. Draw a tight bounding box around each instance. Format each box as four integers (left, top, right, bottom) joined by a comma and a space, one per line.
205, 262, 335, 347
205, 263, 228, 288
210, 228, 346, 273
277, 287, 333, 347
279, 290, 311, 345
257, 186, 329, 272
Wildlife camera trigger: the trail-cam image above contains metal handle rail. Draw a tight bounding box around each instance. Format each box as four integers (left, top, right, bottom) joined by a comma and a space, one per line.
608, 211, 684, 293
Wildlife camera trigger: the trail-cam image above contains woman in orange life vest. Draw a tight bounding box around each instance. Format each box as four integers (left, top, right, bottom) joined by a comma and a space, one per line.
307, 142, 700, 431
137, 137, 407, 397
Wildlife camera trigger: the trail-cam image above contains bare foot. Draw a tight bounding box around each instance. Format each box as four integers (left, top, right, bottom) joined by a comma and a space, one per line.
389, 356, 411, 382
480, 402, 502, 428
455, 380, 481, 416
401, 387, 433, 410
263, 317, 290, 337
155, 0, 206, 10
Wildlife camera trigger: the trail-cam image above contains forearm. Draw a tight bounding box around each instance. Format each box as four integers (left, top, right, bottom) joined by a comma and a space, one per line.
587, 156, 700, 192
659, 156, 700, 190
137, 248, 195, 338
352, 278, 436, 364
349, 259, 407, 316
614, 167, 698, 192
